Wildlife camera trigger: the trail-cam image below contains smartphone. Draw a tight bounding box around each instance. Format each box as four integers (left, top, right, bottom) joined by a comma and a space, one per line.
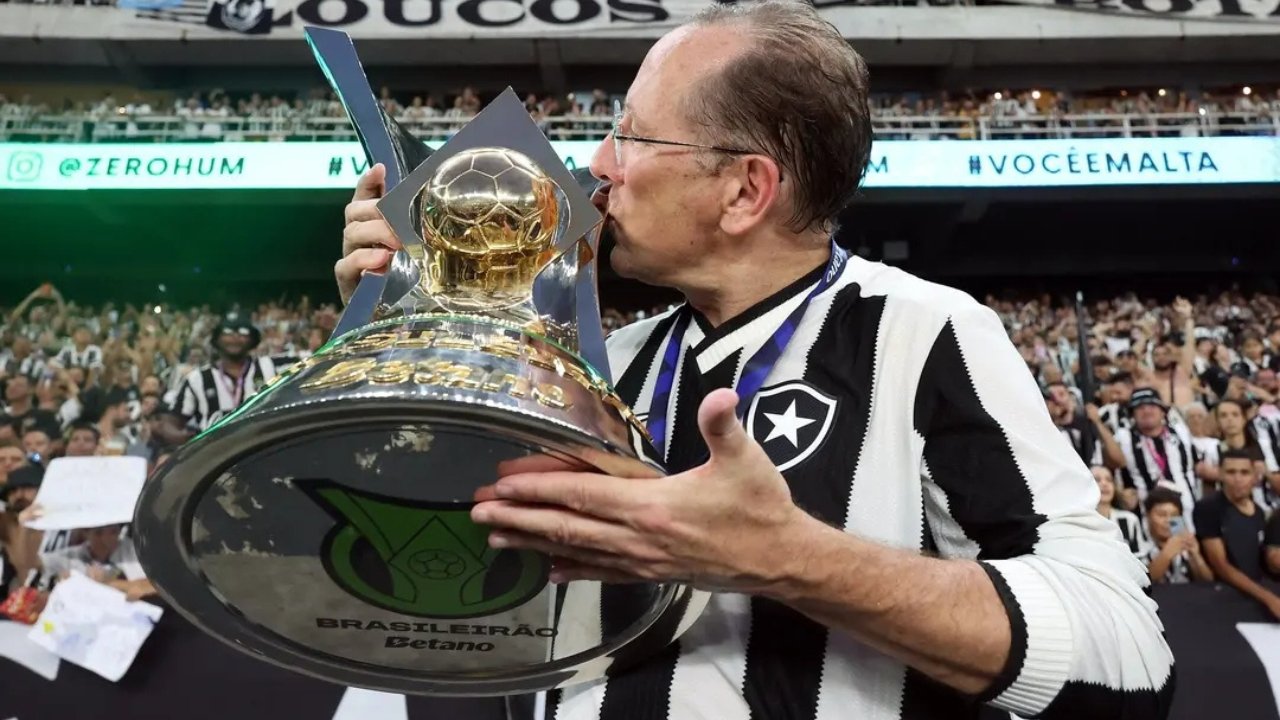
1169, 516, 1186, 537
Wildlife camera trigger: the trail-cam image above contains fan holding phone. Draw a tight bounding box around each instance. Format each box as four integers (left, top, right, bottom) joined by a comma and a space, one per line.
1143, 487, 1214, 585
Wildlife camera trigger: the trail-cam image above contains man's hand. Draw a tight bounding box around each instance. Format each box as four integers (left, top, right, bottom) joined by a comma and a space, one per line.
1265, 594, 1280, 622
18, 503, 43, 526
336, 163, 402, 306
470, 388, 811, 592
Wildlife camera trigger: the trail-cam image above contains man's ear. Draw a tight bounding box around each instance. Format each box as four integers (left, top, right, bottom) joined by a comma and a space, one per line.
719, 156, 783, 237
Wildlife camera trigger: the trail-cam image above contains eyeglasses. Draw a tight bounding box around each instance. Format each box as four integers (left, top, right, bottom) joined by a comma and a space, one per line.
610, 99, 753, 166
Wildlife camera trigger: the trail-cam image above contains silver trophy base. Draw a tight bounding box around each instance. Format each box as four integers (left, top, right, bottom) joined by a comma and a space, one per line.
133, 316, 708, 696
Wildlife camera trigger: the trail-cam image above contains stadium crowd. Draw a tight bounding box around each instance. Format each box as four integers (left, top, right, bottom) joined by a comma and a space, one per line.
0, 279, 1278, 622
2, 84, 1280, 143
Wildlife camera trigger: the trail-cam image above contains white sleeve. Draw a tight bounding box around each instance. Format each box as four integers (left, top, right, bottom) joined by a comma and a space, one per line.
914, 304, 1174, 719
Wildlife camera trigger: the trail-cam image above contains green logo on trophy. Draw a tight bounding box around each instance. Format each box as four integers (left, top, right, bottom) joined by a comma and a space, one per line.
303, 481, 550, 619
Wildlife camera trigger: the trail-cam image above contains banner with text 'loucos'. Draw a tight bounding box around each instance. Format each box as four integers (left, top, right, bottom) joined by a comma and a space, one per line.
1, 137, 1278, 191
131, 0, 694, 39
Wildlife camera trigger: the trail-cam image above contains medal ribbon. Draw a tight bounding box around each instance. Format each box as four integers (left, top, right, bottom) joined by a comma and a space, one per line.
214, 360, 253, 410
645, 241, 848, 458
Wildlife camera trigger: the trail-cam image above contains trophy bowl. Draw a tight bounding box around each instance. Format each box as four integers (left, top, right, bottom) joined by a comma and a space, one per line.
132, 131, 709, 696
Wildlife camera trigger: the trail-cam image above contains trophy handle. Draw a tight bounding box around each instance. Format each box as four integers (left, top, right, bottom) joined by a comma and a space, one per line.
305, 26, 434, 338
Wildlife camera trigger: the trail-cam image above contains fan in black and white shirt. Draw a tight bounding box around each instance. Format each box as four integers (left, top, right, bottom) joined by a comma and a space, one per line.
171, 314, 297, 431
0, 336, 46, 385
1096, 371, 1136, 436
1093, 466, 1147, 556
1116, 388, 1200, 530
1194, 398, 1279, 513
53, 326, 104, 378
1044, 382, 1102, 467
1140, 488, 1213, 585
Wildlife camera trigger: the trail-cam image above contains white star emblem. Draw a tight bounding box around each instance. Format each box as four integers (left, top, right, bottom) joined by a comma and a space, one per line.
762, 400, 816, 448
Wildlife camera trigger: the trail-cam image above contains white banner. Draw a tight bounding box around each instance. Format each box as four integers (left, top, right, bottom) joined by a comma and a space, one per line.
3, 137, 1280, 191
3, 0, 1279, 41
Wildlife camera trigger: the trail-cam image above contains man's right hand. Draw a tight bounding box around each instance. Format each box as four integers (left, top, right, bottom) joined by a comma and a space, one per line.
337, 163, 403, 306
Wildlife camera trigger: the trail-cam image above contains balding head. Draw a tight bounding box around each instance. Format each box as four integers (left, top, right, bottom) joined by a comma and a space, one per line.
682, 0, 873, 234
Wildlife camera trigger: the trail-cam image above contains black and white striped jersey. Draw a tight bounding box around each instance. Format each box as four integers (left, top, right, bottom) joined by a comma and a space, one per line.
1103, 508, 1148, 557
171, 356, 296, 431
0, 352, 46, 383
1097, 403, 1131, 437
545, 257, 1173, 720
53, 344, 104, 372
1140, 543, 1193, 585
1116, 423, 1200, 529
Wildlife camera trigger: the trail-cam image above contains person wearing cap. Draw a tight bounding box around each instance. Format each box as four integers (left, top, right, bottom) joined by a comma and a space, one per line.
0, 464, 46, 593
1115, 388, 1200, 530
169, 313, 299, 432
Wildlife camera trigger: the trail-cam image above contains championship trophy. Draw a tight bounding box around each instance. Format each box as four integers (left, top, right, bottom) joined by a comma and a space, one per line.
131, 28, 709, 697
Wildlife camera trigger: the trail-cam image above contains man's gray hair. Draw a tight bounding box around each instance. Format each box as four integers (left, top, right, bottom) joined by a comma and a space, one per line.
685, 0, 873, 234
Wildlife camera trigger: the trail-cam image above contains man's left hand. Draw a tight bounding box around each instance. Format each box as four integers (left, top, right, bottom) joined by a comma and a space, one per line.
471, 388, 813, 593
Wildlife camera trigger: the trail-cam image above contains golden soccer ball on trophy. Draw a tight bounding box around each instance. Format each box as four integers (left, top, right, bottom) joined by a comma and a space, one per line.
416, 148, 563, 317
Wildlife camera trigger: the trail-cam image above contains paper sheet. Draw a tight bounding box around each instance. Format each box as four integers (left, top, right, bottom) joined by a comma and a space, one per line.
1237, 622, 1280, 719
27, 573, 163, 682
0, 620, 60, 681
26, 456, 148, 532
331, 687, 408, 720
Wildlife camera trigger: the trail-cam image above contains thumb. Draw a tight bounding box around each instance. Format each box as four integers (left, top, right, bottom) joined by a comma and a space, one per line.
353, 163, 386, 201
698, 387, 750, 463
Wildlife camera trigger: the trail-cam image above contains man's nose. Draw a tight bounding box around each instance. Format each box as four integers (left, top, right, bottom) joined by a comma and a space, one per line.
589, 135, 619, 189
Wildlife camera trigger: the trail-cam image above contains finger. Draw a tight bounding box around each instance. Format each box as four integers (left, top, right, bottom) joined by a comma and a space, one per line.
698, 387, 751, 462
343, 197, 385, 226
489, 529, 632, 569
496, 454, 590, 479
472, 500, 638, 555
353, 163, 386, 202
491, 470, 647, 519
343, 217, 403, 257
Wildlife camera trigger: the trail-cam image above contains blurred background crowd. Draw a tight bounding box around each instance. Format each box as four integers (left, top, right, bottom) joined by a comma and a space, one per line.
2, 281, 1278, 614
2, 84, 1279, 144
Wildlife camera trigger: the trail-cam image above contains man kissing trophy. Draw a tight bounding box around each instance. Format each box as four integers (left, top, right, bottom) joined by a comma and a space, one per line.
132, 27, 706, 698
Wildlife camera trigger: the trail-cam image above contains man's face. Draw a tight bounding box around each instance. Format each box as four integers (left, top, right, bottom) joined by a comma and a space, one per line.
85, 525, 123, 558
589, 25, 756, 287
1182, 405, 1209, 436
1117, 352, 1139, 374
4, 486, 37, 514
67, 367, 85, 389
140, 376, 161, 396
1220, 458, 1257, 502
1243, 337, 1264, 360
1134, 403, 1165, 434
217, 329, 251, 358
5, 376, 29, 404
1196, 338, 1214, 358
106, 403, 129, 429
1256, 369, 1278, 394
12, 337, 31, 357
22, 430, 50, 460
1152, 344, 1176, 371
66, 429, 98, 457
73, 328, 91, 346
0, 446, 25, 478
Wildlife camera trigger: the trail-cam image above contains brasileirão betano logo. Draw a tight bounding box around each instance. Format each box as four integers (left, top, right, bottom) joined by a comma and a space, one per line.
298, 480, 549, 619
